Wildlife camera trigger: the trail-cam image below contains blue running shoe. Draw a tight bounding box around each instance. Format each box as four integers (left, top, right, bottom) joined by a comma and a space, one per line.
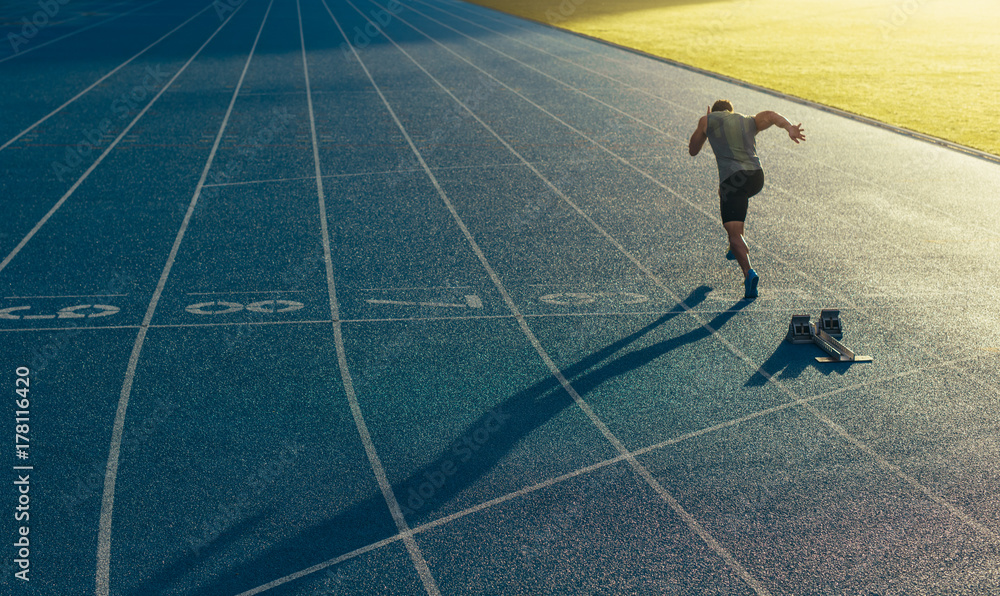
744, 269, 759, 299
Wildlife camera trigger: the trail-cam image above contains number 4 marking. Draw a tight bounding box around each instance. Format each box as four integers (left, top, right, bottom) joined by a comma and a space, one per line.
366, 295, 483, 308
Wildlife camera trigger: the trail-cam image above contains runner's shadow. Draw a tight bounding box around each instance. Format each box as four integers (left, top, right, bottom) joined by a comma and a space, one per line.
129, 285, 742, 596
570, 296, 749, 395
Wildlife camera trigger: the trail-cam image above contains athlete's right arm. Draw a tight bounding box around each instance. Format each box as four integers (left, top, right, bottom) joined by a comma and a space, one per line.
754, 111, 806, 143
689, 108, 710, 156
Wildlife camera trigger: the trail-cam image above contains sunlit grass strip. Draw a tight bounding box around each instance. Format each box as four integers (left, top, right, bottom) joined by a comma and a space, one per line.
462, 0, 1000, 157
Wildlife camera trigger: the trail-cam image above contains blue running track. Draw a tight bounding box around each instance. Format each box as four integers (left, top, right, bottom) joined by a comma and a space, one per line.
2, 0, 1000, 594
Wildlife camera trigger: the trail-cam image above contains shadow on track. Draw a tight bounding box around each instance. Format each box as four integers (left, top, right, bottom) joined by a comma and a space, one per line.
127, 285, 752, 595
745, 339, 851, 387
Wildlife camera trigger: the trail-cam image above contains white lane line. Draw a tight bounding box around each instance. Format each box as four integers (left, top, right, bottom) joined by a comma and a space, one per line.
363, 0, 1000, 546
801, 398, 1000, 539
0, 4, 224, 279
418, 0, 614, 62
410, 357, 980, 533
417, 0, 1000, 239
365, 298, 471, 308
238, 458, 634, 595
0, 320, 334, 333
185, 290, 308, 295
94, 3, 267, 595
300, 1, 441, 594
0, 307, 881, 333
422, 0, 639, 66
4, 294, 128, 299
233, 533, 406, 596
337, 1, 771, 593
366, 299, 422, 306
358, 285, 473, 290
348, 6, 830, 338
200, 161, 532, 187
0, 0, 161, 65
340, 314, 508, 323
236, 338, 984, 595
414, 358, 985, 533
411, 0, 1000, 251
0, 0, 215, 153
0, 325, 143, 333
202, 174, 315, 187
419, 0, 1000, 397
406, 0, 687, 112
631, 355, 981, 458
387, 0, 690, 157
148, 319, 333, 329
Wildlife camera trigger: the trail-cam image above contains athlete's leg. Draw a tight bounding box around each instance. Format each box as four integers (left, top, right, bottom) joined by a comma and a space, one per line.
723, 220, 751, 277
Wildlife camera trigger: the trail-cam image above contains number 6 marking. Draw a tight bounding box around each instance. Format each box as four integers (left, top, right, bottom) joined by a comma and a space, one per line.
184, 300, 305, 316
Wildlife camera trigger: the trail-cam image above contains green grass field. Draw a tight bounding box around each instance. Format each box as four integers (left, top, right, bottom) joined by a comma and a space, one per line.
465, 0, 1000, 157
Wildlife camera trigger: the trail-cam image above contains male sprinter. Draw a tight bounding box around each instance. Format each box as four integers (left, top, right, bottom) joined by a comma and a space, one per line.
688, 100, 805, 298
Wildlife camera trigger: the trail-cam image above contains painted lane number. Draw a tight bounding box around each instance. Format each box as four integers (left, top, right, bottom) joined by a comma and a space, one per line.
539, 292, 648, 306
185, 300, 305, 316
0, 304, 120, 320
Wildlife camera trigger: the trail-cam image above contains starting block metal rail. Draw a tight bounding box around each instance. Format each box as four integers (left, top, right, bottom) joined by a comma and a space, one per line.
787, 310, 872, 363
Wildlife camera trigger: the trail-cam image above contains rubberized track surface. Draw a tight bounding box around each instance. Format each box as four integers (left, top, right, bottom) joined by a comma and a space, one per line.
2, 0, 1000, 594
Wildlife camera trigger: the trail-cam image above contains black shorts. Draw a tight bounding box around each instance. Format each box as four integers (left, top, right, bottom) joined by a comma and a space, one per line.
719, 169, 764, 223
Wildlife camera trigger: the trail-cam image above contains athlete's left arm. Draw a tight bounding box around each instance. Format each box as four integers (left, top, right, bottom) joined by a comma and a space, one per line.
689, 107, 710, 156
754, 110, 806, 143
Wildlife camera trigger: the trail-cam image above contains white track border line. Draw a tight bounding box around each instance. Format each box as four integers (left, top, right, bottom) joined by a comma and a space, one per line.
298, 1, 441, 594
334, 0, 772, 593
201, 161, 531, 187
409, 0, 686, 114
375, 0, 988, 360
234, 532, 406, 596
423, 0, 634, 67
380, 0, 863, 308
237, 344, 982, 595
0, 304, 894, 333
5, 293, 127, 299
373, 0, 839, 300
2, 308, 873, 333
421, 0, 1000, 239
360, 0, 1000, 546
0, 0, 215, 153
389, 0, 858, 307
0, 0, 161, 65
94, 2, 265, 594
389, 0, 1000, 385
0, 2, 223, 278
407, 0, 1000, 358
440, 0, 1000, 167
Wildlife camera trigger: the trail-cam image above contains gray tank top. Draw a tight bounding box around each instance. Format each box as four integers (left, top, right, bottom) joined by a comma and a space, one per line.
706, 111, 761, 180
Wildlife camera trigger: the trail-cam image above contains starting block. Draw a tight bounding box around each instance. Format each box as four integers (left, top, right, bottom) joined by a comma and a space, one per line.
786, 311, 872, 363
818, 309, 842, 339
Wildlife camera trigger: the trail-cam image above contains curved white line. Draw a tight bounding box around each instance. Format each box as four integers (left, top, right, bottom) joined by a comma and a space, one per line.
94, 2, 270, 594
